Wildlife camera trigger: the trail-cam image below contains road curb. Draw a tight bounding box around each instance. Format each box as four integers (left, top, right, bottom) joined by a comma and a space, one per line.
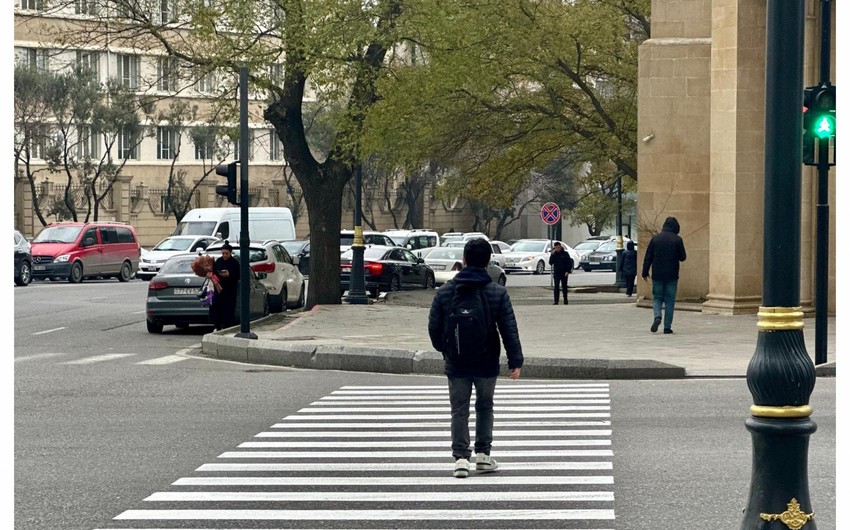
201, 334, 688, 379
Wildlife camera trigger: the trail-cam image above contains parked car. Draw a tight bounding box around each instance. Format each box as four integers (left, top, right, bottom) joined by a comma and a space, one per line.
14, 230, 32, 286
580, 237, 634, 272
207, 240, 306, 312
339, 230, 397, 252
29, 221, 141, 283
423, 247, 507, 286
280, 239, 311, 277
503, 239, 579, 274
144, 253, 269, 333
137, 235, 219, 280
172, 207, 296, 243
573, 239, 607, 262
383, 229, 440, 250
340, 245, 436, 298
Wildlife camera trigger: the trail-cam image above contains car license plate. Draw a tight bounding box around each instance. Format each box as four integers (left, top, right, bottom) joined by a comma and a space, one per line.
431, 264, 445, 270
33, 265, 46, 271
174, 288, 199, 295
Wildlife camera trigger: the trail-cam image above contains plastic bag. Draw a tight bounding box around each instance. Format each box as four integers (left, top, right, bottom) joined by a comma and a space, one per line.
199, 277, 215, 307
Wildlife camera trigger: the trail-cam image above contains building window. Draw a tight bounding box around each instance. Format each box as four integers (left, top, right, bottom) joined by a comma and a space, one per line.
157, 127, 177, 160
76, 51, 101, 80
157, 57, 178, 92
117, 54, 139, 90
269, 129, 282, 161
195, 71, 217, 94
19, 0, 44, 10
158, 0, 175, 23
77, 126, 101, 159
194, 132, 213, 160
117, 127, 138, 160
269, 63, 283, 85
20, 48, 49, 72
75, 0, 99, 15
233, 130, 253, 161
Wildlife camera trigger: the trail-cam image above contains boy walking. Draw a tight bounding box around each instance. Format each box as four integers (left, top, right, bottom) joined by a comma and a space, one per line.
428, 238, 523, 478
641, 216, 687, 334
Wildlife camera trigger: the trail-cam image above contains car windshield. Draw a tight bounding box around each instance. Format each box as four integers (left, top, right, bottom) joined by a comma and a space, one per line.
597, 241, 617, 252
386, 234, 406, 245
159, 256, 198, 275
173, 221, 217, 236
208, 248, 265, 263
341, 247, 387, 260
32, 226, 83, 244
152, 238, 194, 251
426, 248, 463, 260
575, 241, 601, 251
281, 241, 306, 253
340, 234, 354, 246
511, 241, 546, 253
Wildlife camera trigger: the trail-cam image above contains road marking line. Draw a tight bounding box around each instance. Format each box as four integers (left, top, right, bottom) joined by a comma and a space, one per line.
15, 353, 67, 362
297, 406, 611, 412
254, 429, 612, 438
337, 384, 610, 390
62, 354, 136, 365
137, 355, 189, 365
144, 491, 615, 502
311, 399, 611, 406
239, 439, 610, 448
173, 475, 615, 486
320, 393, 611, 400
281, 413, 612, 420
131, 310, 146, 315
270, 420, 612, 428
198, 461, 613, 472
114, 508, 616, 520
218, 450, 613, 458
32, 327, 66, 336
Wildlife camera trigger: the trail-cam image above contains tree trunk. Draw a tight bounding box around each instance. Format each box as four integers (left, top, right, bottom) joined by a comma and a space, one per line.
300, 169, 347, 308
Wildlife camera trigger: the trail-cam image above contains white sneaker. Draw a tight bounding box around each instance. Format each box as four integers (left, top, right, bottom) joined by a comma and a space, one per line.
475, 453, 499, 472
453, 458, 469, 478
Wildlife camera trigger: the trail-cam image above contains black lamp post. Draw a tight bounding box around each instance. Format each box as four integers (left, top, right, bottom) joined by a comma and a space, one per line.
614, 174, 625, 288
345, 165, 368, 304
740, 0, 817, 526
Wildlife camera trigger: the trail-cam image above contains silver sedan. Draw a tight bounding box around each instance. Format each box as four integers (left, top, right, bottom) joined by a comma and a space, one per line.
423, 247, 507, 286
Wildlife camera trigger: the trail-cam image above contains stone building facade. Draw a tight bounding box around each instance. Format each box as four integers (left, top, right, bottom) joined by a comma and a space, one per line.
637, 0, 836, 313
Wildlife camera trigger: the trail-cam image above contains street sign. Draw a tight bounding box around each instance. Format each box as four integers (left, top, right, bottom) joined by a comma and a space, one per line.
541, 202, 561, 225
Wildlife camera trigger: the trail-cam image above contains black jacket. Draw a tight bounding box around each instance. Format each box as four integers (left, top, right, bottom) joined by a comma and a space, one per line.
641, 217, 687, 281
548, 248, 574, 274
428, 267, 523, 378
621, 243, 637, 276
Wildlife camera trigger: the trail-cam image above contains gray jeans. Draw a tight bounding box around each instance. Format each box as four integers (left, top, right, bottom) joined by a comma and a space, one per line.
447, 375, 497, 459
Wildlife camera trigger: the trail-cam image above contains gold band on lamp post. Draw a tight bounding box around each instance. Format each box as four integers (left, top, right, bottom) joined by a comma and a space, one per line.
750, 405, 813, 418
757, 306, 805, 330
353, 225, 363, 246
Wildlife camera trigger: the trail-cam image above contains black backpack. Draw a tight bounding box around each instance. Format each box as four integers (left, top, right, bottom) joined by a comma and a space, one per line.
443, 283, 493, 358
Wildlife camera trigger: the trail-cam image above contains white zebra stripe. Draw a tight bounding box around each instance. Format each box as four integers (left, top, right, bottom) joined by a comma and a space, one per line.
62, 353, 136, 364
136, 355, 189, 365
144, 491, 615, 502
336, 384, 610, 390
114, 508, 616, 520
197, 462, 613, 472
238, 439, 611, 448
173, 475, 615, 486
297, 406, 611, 412
319, 393, 611, 400
311, 399, 611, 406
217, 450, 614, 458
270, 421, 612, 428
254, 429, 612, 438
280, 413, 612, 420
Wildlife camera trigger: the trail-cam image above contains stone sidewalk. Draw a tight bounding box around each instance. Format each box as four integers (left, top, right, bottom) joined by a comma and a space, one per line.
201, 287, 837, 379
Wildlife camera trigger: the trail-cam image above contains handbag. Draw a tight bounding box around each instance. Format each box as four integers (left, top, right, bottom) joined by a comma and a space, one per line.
199, 277, 215, 307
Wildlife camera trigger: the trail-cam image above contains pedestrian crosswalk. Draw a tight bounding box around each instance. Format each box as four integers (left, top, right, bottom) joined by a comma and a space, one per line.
15, 352, 193, 366
96, 382, 616, 529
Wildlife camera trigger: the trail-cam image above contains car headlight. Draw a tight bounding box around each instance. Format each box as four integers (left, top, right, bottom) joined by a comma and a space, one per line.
55, 254, 70, 263
603, 255, 615, 261
520, 256, 534, 262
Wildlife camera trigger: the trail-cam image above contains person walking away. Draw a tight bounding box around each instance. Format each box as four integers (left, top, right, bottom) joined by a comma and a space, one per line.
548, 242, 574, 305
209, 240, 240, 331
428, 238, 524, 478
621, 241, 638, 297
641, 217, 687, 334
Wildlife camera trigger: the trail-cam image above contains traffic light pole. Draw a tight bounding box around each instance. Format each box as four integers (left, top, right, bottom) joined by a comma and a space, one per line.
236, 66, 257, 339
813, 0, 831, 366
740, 0, 817, 526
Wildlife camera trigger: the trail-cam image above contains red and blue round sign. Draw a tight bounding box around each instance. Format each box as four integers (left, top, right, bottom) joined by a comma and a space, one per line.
540, 202, 561, 225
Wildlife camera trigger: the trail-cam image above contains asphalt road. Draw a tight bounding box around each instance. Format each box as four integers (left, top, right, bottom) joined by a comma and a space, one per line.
13, 278, 835, 530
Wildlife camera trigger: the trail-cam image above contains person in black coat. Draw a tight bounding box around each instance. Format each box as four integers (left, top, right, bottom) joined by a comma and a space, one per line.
621, 241, 637, 297
641, 217, 687, 334
208, 240, 240, 330
548, 242, 574, 305
428, 238, 523, 478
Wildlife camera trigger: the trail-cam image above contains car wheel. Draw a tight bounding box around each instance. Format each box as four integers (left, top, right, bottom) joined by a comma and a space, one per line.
534, 260, 545, 275
270, 287, 285, 313
15, 260, 32, 286
498, 274, 506, 286
369, 288, 379, 298
293, 283, 305, 308
175, 323, 189, 329
69, 262, 84, 283
583, 266, 592, 273
424, 273, 435, 289
146, 319, 164, 333
118, 261, 132, 282
390, 275, 401, 292
263, 294, 270, 316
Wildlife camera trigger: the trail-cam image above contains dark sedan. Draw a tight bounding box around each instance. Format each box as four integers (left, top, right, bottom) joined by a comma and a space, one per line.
145, 254, 269, 333
580, 239, 635, 272
14, 230, 32, 286
340, 245, 435, 298
280, 239, 310, 276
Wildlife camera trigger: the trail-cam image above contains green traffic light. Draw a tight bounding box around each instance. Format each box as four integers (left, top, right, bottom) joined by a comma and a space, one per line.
813, 114, 835, 139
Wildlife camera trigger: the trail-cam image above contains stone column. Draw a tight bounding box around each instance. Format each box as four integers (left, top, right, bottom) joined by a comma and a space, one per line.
112, 174, 133, 223
701, 0, 767, 315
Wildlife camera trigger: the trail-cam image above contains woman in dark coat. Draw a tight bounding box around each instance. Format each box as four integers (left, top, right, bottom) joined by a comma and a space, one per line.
209, 240, 240, 330
621, 241, 638, 297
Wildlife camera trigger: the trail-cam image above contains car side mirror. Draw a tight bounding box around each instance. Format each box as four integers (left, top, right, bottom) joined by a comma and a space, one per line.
82, 237, 95, 247
292, 256, 300, 265
417, 257, 425, 264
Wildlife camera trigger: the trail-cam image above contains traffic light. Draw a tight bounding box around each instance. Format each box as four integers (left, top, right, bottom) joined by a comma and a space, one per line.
802, 87, 815, 165
811, 84, 836, 140
215, 161, 238, 205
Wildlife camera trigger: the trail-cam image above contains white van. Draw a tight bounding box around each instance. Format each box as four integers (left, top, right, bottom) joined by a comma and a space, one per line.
172, 207, 296, 243
383, 229, 440, 250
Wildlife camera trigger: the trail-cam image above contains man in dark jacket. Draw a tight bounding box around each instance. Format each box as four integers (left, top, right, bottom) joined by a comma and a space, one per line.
428, 238, 523, 478
641, 217, 687, 334
621, 240, 638, 297
548, 242, 574, 305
